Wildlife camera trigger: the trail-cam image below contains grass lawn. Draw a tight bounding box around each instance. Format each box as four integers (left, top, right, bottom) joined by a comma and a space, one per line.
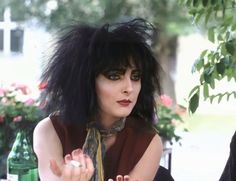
183, 113, 236, 134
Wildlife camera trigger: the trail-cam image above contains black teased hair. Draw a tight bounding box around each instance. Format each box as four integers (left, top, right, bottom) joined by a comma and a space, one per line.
40, 18, 162, 124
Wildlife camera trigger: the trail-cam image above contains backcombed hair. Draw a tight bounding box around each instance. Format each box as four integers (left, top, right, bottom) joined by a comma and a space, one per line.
40, 18, 162, 125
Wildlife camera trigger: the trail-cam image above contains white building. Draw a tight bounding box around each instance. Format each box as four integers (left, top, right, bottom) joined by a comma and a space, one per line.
0, 7, 52, 88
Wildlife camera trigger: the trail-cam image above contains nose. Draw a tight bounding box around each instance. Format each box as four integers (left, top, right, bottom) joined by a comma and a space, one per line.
122, 77, 133, 94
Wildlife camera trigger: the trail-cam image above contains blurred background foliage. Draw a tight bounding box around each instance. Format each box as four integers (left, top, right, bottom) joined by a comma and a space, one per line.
179, 0, 236, 113
0, 0, 191, 104
0, 0, 235, 112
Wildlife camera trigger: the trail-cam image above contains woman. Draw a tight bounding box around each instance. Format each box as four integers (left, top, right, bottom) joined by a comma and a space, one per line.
219, 131, 236, 181
33, 18, 163, 181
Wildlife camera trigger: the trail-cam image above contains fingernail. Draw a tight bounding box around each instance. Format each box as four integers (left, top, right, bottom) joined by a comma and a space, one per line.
74, 148, 82, 155
65, 154, 72, 160
116, 175, 122, 181
124, 175, 130, 181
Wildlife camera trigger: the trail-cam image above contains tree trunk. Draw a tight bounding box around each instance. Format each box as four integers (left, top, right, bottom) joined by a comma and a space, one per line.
155, 35, 178, 103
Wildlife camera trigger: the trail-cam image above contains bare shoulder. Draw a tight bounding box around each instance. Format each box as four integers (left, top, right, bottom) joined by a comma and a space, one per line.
129, 133, 163, 180
33, 117, 62, 156
151, 134, 163, 151
33, 117, 55, 146
34, 117, 53, 135
145, 133, 163, 161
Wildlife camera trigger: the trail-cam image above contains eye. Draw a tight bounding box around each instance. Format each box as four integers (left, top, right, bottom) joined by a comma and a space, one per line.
103, 70, 122, 80
131, 71, 141, 81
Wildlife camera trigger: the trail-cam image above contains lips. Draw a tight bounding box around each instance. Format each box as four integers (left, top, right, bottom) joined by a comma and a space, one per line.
117, 99, 132, 106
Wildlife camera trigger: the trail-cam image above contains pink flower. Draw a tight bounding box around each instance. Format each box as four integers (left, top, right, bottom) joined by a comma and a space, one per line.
24, 98, 35, 106
12, 83, 29, 95
0, 115, 5, 123
13, 116, 23, 122
0, 87, 6, 96
160, 95, 173, 107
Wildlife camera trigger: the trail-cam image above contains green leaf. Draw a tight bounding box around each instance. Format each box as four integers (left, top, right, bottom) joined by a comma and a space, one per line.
188, 85, 200, 98
223, 56, 230, 67
193, 0, 199, 6
200, 49, 208, 58
232, 23, 236, 31
224, 16, 233, 26
209, 96, 214, 103
202, 0, 208, 7
189, 92, 199, 113
208, 27, 215, 43
211, 0, 216, 5
221, 43, 228, 56
225, 31, 230, 41
216, 59, 225, 75
203, 66, 214, 83
225, 41, 235, 55
205, 8, 212, 25
217, 34, 223, 41
203, 83, 209, 98
194, 12, 204, 23
209, 78, 215, 89
186, 0, 193, 6
218, 94, 223, 103
192, 58, 204, 72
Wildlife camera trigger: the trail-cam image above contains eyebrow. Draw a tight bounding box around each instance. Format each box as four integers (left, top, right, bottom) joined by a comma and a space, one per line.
102, 66, 141, 75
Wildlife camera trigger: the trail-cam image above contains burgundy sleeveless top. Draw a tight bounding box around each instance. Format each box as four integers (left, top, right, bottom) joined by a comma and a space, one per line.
50, 115, 156, 180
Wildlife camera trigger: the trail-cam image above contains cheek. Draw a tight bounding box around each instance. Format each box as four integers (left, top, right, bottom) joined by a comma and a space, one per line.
96, 83, 115, 105
134, 83, 141, 97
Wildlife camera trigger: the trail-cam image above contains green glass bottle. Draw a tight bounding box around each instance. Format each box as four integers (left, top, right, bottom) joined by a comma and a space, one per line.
7, 130, 39, 181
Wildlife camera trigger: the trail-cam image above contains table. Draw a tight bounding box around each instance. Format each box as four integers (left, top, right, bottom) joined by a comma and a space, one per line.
162, 147, 172, 173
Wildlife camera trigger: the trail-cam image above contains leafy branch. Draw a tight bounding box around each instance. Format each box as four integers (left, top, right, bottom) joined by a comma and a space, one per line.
179, 0, 236, 113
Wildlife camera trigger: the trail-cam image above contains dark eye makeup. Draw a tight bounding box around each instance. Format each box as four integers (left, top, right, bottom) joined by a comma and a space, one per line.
102, 68, 141, 81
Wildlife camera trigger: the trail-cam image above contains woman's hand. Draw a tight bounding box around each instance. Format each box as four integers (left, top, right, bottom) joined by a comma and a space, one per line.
108, 175, 138, 181
50, 149, 94, 181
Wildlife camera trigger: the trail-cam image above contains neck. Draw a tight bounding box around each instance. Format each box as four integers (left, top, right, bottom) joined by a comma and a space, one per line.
98, 116, 122, 129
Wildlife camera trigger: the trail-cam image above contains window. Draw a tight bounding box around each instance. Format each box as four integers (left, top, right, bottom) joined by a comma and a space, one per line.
0, 8, 3, 21
10, 29, 24, 53
0, 8, 24, 54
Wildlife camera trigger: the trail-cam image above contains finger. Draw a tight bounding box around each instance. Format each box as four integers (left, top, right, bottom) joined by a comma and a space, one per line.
71, 148, 83, 160
116, 175, 123, 181
124, 175, 130, 181
62, 155, 73, 180
61, 164, 73, 180
72, 149, 86, 168
84, 154, 94, 179
77, 154, 91, 181
64, 154, 72, 164
50, 159, 62, 176
108, 179, 114, 181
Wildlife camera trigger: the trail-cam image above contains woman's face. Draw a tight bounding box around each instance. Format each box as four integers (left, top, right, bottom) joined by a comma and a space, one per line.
95, 66, 141, 124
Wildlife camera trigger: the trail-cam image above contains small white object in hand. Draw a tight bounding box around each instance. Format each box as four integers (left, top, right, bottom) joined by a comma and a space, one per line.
70, 160, 82, 167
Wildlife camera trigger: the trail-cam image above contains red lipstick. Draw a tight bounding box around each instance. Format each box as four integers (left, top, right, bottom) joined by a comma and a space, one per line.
117, 99, 132, 106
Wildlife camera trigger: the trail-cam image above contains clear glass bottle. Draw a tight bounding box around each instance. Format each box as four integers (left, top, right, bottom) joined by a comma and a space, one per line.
7, 130, 38, 181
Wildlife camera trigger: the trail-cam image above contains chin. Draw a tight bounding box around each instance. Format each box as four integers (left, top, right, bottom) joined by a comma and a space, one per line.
116, 111, 132, 118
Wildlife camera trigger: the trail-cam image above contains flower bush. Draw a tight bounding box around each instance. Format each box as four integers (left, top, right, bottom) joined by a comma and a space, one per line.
155, 95, 188, 145
0, 83, 43, 176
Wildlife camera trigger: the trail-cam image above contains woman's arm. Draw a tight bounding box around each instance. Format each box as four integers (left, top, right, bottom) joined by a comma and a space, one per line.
33, 118, 94, 181
129, 134, 163, 181
33, 117, 64, 180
